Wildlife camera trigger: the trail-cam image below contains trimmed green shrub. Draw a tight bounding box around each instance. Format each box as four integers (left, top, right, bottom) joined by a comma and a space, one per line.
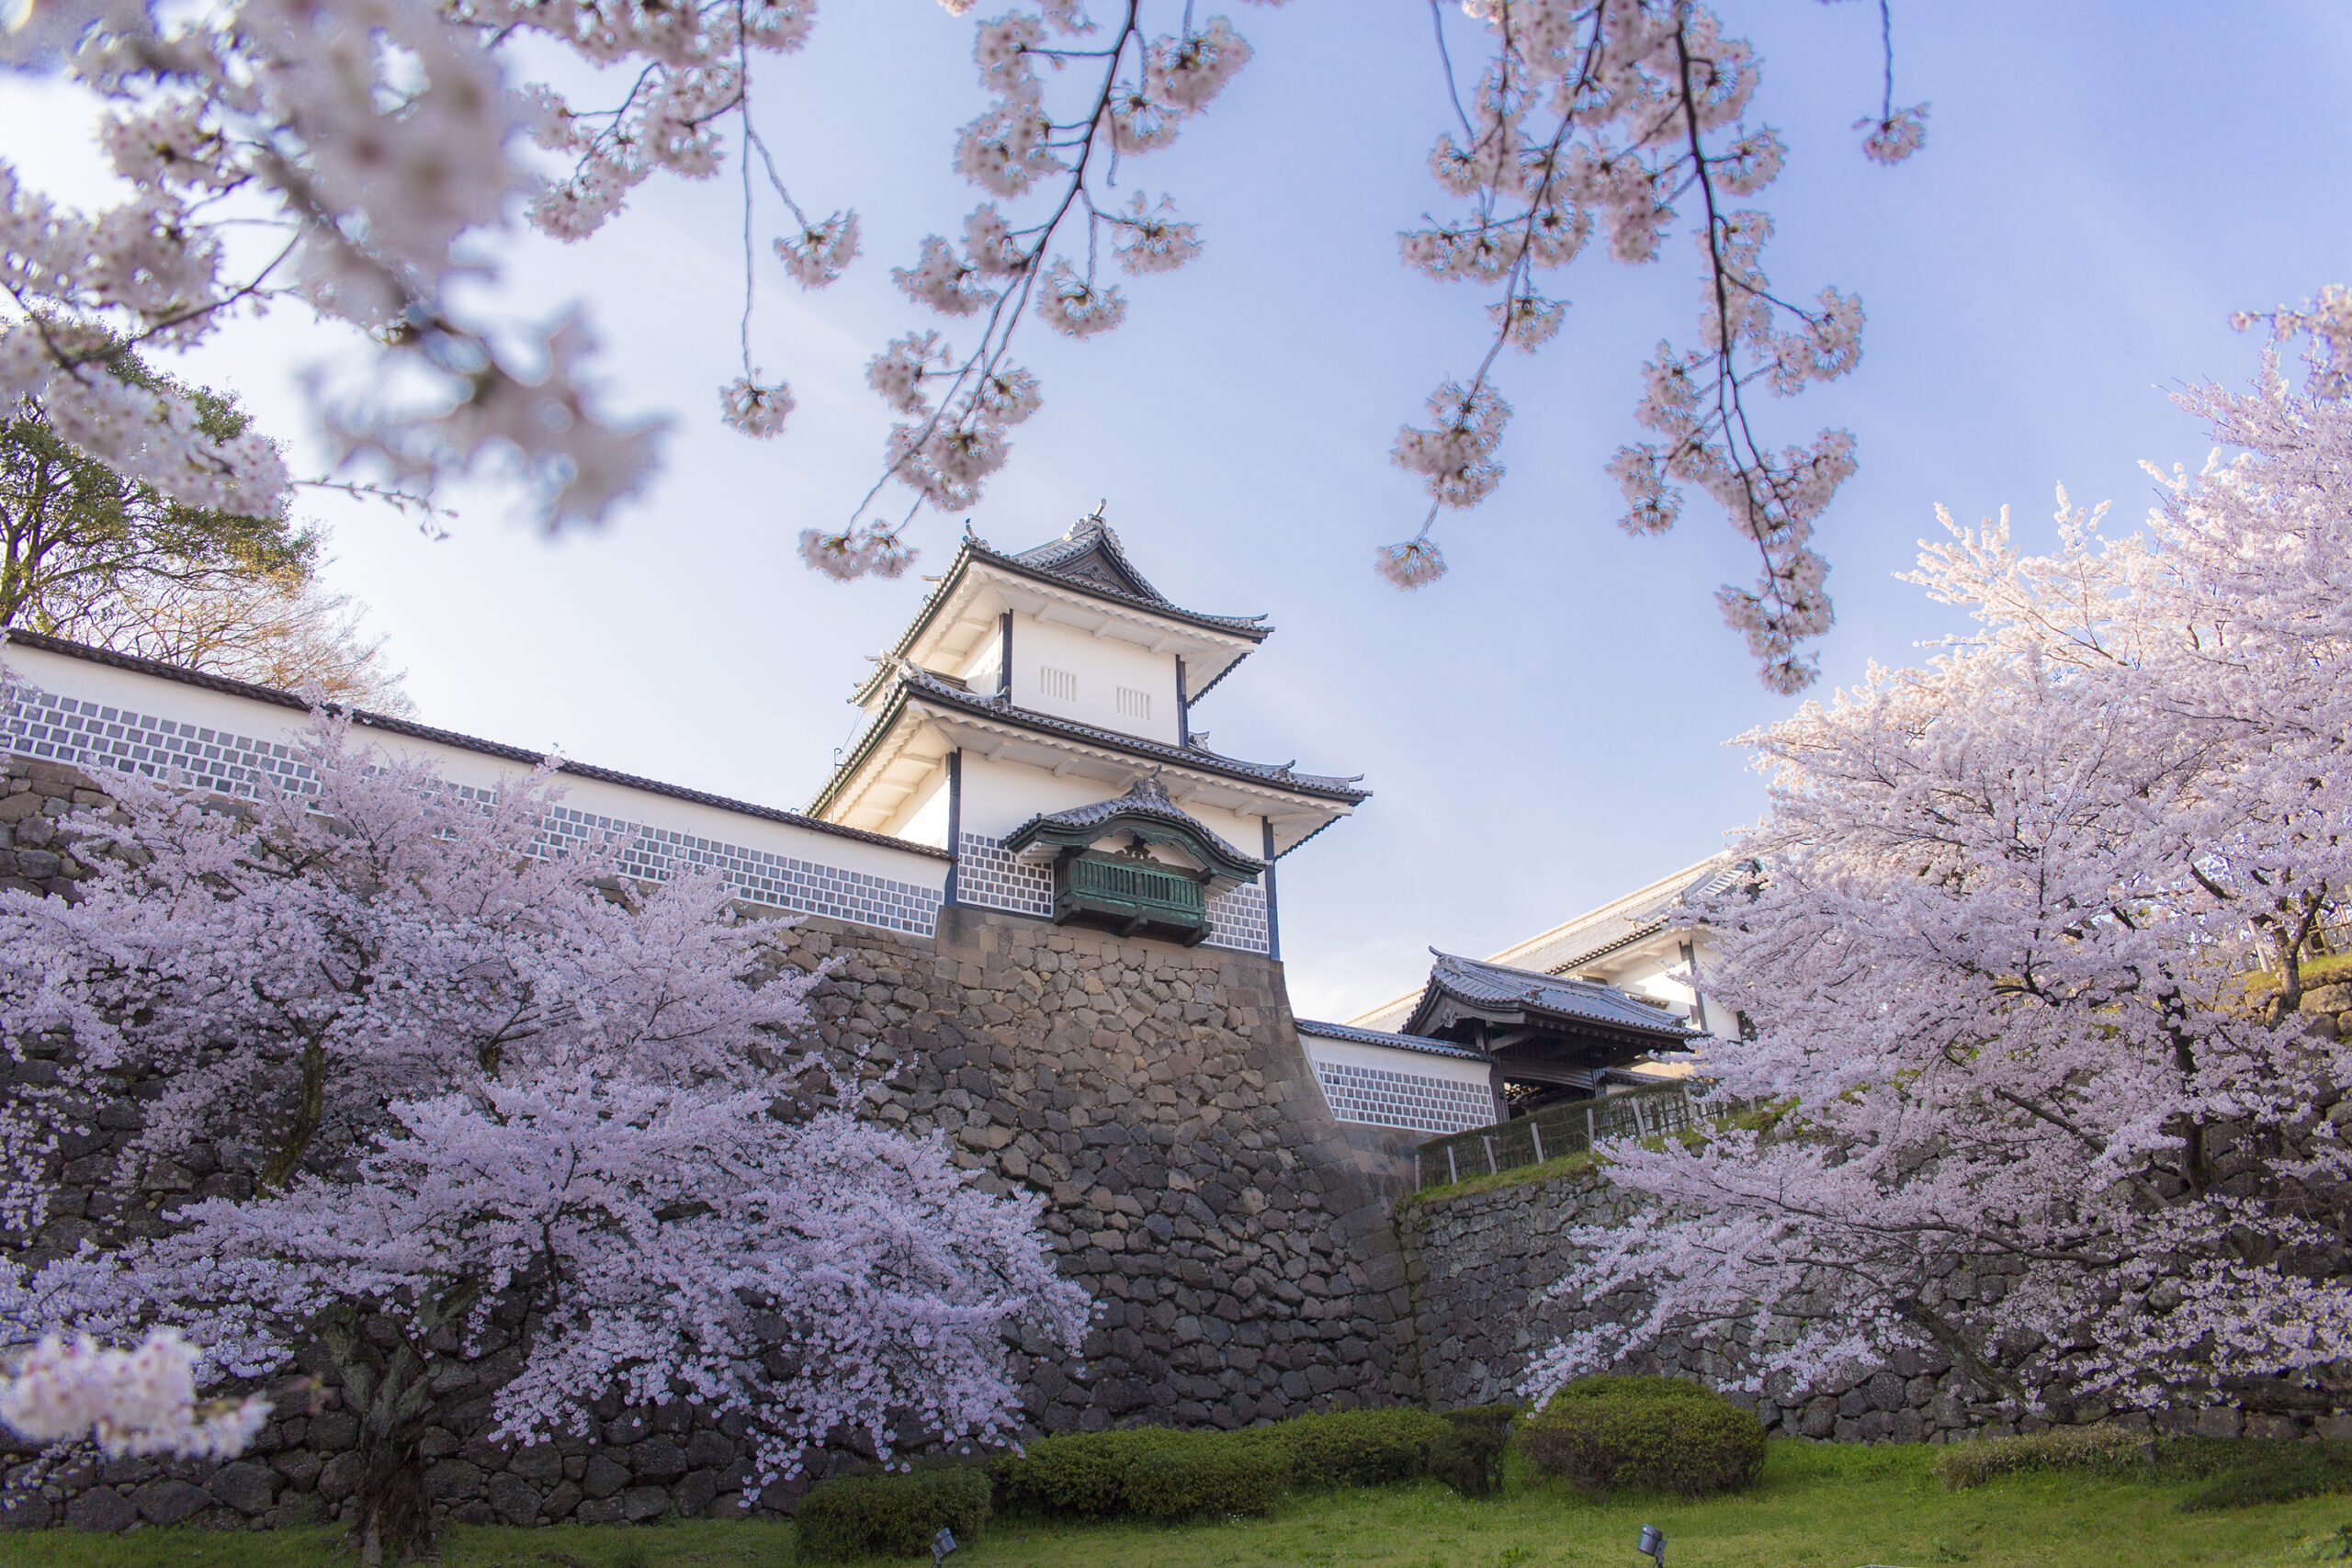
1122, 1434, 1291, 1520
1521, 1375, 1763, 1498
1430, 1404, 1521, 1499
1934, 1425, 2146, 1490
794, 1466, 992, 1562
989, 1428, 1193, 1519
1271, 1407, 1453, 1489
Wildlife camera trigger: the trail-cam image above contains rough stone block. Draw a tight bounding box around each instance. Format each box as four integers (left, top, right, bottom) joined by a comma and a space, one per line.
508, 1444, 565, 1483
582, 1454, 632, 1499
2194, 1407, 2245, 1440
622, 1484, 672, 1521
209, 1461, 281, 1516
316, 1451, 363, 1504
632, 1438, 688, 1479
675, 1469, 720, 1519
485, 1471, 542, 1526
423, 1461, 483, 1502
67, 1487, 136, 1533
130, 1478, 209, 1525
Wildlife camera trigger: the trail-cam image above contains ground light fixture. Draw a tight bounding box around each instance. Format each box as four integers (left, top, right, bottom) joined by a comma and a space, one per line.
932, 1526, 959, 1564
1637, 1524, 1666, 1566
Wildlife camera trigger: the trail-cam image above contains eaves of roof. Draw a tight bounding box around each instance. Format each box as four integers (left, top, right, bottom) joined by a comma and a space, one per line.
6, 629, 953, 863
1294, 1018, 1489, 1064
1543, 918, 1668, 977
850, 541, 1272, 709
1004, 782, 1264, 874
813, 665, 1371, 820
1422, 953, 1702, 1043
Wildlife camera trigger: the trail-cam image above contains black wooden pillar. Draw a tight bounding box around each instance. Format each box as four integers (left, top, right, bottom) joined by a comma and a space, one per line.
1261, 817, 1281, 962
942, 749, 964, 906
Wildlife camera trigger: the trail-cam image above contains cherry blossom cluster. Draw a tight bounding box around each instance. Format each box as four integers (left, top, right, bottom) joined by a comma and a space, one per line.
0, 0, 853, 530
799, 0, 1280, 574
0, 1328, 269, 1460
1524, 363, 2352, 1416
1378, 0, 1922, 693
0, 714, 1084, 1553
2235, 284, 2352, 400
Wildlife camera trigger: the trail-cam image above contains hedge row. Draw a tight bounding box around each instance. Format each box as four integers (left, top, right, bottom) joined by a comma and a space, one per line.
796, 1405, 1523, 1558
797, 1382, 1767, 1560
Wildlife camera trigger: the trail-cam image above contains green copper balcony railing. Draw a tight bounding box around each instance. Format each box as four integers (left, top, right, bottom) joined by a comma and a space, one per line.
1054, 852, 1209, 942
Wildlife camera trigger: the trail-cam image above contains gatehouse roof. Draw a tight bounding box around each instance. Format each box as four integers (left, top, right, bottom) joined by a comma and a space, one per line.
1406, 951, 1703, 1053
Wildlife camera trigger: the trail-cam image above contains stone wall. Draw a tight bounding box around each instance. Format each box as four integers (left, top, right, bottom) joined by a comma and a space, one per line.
1396, 1162, 2352, 1445
0, 753, 1428, 1532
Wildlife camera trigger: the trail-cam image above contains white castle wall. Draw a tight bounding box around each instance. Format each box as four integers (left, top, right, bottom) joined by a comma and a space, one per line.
1005, 614, 1182, 747
0, 638, 950, 939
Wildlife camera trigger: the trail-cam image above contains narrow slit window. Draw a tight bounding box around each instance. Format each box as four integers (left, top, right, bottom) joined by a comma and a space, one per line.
1116, 686, 1152, 721
1037, 666, 1078, 703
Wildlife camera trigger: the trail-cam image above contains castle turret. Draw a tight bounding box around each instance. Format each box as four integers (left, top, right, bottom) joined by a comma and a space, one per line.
808, 507, 1367, 956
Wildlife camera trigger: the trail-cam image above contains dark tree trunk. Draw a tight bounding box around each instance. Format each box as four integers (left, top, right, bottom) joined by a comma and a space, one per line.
350, 1414, 433, 1565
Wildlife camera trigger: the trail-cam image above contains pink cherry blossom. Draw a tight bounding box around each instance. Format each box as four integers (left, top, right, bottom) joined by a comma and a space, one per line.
1526, 367, 2352, 1416
0, 713, 1077, 1560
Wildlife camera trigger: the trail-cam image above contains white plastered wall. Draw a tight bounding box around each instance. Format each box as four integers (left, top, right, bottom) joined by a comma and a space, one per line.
1011, 614, 1181, 746
883, 768, 951, 849
1, 640, 950, 932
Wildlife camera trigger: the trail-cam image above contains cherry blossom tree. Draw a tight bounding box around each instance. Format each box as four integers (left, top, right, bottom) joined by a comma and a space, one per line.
1523, 355, 2352, 1422
0, 0, 1939, 690
0, 717, 1088, 1562
0, 1327, 270, 1460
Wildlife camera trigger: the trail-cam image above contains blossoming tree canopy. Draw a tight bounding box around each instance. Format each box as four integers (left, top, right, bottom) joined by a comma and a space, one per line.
1521, 365, 2352, 1416
0, 1328, 270, 1460
0, 716, 1089, 1562
1, 0, 1951, 690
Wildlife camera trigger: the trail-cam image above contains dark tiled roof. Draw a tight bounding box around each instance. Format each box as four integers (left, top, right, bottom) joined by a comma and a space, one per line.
849, 528, 1271, 711
1426, 952, 1703, 1042
1295, 1018, 1489, 1064
1010, 513, 1168, 603
892, 663, 1371, 803
4, 629, 954, 862
1005, 775, 1262, 871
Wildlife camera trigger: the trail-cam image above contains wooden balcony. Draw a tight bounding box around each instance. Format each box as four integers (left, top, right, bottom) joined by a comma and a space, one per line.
1053, 852, 1209, 944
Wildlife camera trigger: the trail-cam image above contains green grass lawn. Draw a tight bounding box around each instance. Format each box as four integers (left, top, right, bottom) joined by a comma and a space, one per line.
6, 1441, 2352, 1568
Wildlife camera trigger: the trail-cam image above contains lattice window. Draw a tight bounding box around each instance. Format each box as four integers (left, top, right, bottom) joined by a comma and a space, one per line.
1115, 686, 1151, 721
1313, 1059, 1493, 1134
1037, 666, 1078, 702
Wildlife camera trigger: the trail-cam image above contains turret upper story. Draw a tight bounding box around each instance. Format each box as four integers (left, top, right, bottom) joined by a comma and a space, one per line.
808, 508, 1369, 955
841, 507, 1261, 751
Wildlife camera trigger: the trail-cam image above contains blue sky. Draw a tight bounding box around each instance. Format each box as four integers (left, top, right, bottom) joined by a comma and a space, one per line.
8, 2, 2348, 1019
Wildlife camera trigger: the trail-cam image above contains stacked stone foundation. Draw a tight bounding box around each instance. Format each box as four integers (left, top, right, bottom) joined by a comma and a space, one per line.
0, 754, 1425, 1531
